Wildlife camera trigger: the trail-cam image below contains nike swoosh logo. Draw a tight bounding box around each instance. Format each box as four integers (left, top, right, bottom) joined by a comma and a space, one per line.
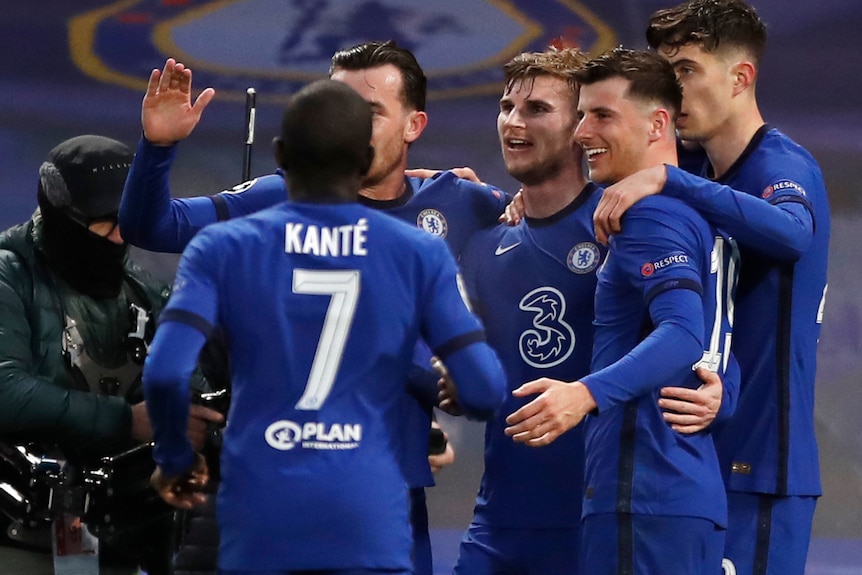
494, 242, 522, 256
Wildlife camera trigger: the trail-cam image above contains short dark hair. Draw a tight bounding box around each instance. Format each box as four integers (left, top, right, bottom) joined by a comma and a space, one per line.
279, 80, 372, 185
502, 47, 588, 99
329, 40, 427, 112
647, 0, 767, 65
574, 48, 683, 120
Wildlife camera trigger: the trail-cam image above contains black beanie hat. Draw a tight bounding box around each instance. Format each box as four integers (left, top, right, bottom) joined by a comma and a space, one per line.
37, 135, 134, 220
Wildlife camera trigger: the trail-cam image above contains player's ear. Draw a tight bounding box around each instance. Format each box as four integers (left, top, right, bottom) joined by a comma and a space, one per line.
404, 110, 428, 144
649, 108, 673, 142
272, 136, 288, 170
360, 145, 374, 176
731, 60, 756, 96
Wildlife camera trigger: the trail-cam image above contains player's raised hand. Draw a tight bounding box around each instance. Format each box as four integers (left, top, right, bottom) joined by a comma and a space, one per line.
142, 58, 216, 146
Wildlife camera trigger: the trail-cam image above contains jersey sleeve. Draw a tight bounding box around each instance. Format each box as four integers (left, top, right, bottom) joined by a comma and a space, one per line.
457, 229, 490, 318
120, 139, 287, 254
120, 138, 219, 253
584, 211, 706, 411
585, 290, 705, 412
143, 231, 220, 476
405, 340, 440, 408
208, 174, 289, 221
663, 165, 814, 261
468, 180, 511, 228
417, 238, 505, 420
429, 170, 512, 228
714, 351, 740, 424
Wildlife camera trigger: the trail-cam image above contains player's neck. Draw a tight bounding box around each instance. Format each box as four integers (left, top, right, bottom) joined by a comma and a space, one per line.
521, 169, 588, 219
703, 106, 765, 179
632, 138, 678, 177
359, 168, 408, 201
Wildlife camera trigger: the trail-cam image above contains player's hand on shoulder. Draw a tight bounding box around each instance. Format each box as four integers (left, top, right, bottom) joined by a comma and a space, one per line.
404, 168, 440, 180
405, 166, 485, 185
500, 189, 524, 225
594, 165, 667, 244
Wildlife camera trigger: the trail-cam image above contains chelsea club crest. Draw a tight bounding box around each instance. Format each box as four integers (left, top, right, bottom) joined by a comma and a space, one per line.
567, 242, 600, 274
417, 209, 448, 238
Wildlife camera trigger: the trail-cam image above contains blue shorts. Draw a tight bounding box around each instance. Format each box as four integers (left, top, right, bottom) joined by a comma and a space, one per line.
581, 513, 724, 575
722, 492, 817, 575
453, 521, 582, 575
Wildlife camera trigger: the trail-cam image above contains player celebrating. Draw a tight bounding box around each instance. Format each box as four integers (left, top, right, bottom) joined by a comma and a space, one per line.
450, 47, 601, 575
505, 48, 739, 574
143, 78, 506, 574
592, 2, 831, 572
121, 42, 508, 575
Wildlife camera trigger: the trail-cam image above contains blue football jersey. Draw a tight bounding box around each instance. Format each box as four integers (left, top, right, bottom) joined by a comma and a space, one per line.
121, 138, 508, 490
459, 183, 605, 529
665, 126, 830, 496
362, 171, 509, 259
120, 139, 508, 256
581, 195, 738, 527
145, 201, 506, 571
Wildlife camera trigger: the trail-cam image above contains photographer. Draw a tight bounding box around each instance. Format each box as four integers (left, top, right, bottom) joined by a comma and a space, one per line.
0, 135, 222, 574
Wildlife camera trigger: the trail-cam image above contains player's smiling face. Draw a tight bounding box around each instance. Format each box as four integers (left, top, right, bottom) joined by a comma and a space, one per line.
497, 74, 578, 186
330, 64, 422, 188
657, 42, 738, 143
574, 76, 652, 185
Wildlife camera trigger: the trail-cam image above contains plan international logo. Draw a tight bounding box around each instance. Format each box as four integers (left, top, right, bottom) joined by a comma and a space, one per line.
69, 0, 616, 103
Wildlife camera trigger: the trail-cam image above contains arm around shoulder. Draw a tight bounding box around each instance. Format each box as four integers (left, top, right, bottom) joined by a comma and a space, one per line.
663, 166, 814, 260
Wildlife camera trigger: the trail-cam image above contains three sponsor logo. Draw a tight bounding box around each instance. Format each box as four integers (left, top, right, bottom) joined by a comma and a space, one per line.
518, 286, 575, 368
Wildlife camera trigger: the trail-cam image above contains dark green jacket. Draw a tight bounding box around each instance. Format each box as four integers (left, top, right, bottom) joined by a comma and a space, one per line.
0, 211, 170, 460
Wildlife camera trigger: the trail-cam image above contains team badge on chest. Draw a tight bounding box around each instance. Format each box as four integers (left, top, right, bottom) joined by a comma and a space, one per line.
567, 242, 601, 274
417, 209, 448, 238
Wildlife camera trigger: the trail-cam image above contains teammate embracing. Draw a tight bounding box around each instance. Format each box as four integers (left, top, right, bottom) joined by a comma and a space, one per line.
121, 42, 508, 575
593, 2, 831, 573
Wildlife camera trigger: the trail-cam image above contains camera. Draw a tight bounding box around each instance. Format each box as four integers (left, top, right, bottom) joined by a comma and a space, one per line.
0, 442, 173, 541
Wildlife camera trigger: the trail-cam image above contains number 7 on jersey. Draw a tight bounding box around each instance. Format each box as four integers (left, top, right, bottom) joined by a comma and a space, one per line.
292, 269, 361, 410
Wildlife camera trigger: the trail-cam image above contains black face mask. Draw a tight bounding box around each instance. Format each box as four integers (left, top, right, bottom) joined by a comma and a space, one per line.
39, 202, 128, 299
